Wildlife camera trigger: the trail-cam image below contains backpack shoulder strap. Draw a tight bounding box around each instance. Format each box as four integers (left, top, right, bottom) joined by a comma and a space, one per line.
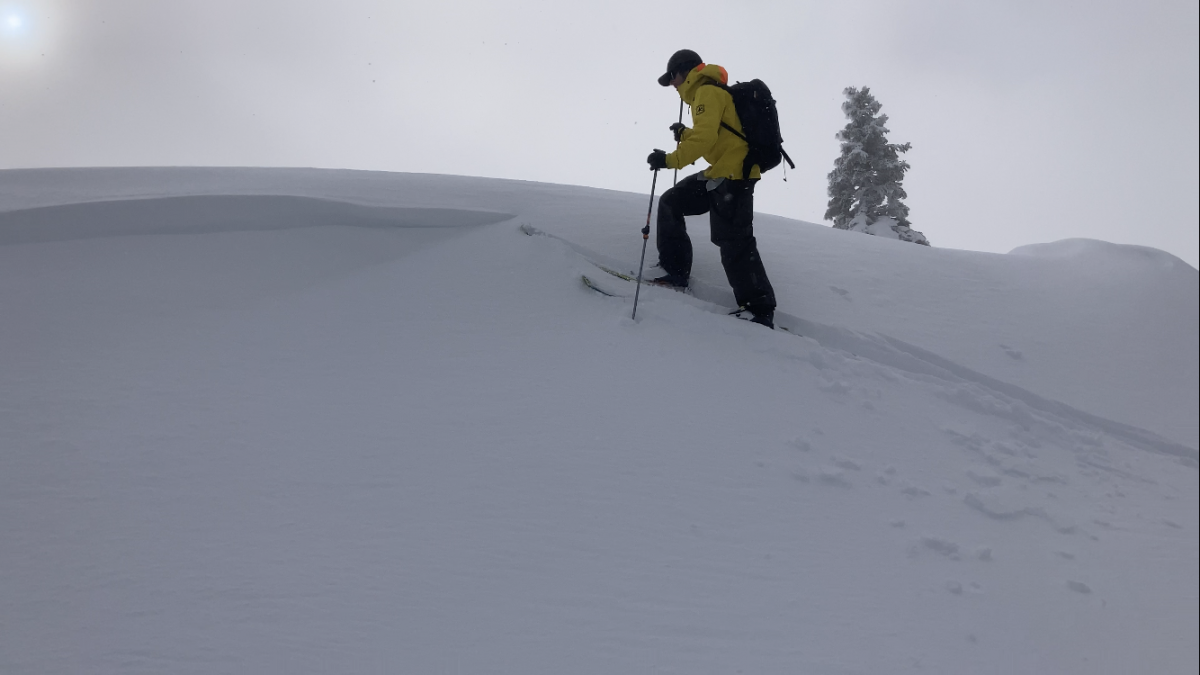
699, 82, 747, 140
720, 121, 747, 141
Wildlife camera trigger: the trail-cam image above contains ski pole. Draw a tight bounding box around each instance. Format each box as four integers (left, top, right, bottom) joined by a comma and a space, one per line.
673, 99, 683, 186
631, 169, 659, 321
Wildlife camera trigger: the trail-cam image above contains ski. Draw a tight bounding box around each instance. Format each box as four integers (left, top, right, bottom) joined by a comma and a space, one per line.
582, 274, 622, 297
589, 259, 692, 294
593, 263, 637, 283
524, 222, 789, 332
582, 262, 690, 298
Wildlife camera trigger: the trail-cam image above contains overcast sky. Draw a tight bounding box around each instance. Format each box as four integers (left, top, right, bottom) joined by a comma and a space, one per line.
2, 0, 1197, 266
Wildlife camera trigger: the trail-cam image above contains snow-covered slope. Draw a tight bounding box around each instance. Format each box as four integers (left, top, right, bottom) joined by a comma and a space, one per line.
1, 168, 1196, 675
5, 168, 1194, 448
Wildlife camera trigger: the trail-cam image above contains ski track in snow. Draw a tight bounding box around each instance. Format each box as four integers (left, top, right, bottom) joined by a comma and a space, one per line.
526, 218, 1196, 557
1, 169, 1196, 675
522, 223, 1196, 464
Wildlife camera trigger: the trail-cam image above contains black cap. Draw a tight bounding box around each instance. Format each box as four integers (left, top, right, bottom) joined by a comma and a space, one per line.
657, 49, 703, 86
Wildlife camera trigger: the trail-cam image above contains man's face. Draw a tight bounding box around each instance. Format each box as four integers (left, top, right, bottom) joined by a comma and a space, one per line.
670, 72, 686, 88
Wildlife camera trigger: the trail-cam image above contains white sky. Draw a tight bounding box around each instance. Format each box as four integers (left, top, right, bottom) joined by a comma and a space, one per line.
2, 0, 1197, 266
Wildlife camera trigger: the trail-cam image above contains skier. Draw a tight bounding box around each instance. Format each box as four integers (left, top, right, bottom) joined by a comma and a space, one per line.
647, 49, 777, 329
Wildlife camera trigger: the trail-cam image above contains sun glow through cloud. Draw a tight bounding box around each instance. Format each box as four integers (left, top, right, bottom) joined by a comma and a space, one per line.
2, 6, 24, 35
0, 3, 57, 67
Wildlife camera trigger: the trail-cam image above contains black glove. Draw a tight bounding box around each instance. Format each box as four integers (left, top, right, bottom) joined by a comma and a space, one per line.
647, 149, 668, 171
669, 122, 688, 143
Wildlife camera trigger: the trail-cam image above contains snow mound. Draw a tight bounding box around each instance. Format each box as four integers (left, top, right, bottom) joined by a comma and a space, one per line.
1009, 238, 1195, 274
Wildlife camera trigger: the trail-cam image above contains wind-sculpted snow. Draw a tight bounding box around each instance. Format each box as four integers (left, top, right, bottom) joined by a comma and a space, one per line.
0, 168, 1196, 675
0, 194, 514, 245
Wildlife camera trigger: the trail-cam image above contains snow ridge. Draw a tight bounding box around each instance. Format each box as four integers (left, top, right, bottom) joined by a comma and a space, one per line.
0, 195, 515, 245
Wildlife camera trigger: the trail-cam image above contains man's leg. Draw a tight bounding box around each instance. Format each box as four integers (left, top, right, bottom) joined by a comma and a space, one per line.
708, 179, 776, 314
656, 172, 710, 280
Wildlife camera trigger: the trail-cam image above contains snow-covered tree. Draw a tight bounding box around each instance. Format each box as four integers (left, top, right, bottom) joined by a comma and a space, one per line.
825, 87, 929, 246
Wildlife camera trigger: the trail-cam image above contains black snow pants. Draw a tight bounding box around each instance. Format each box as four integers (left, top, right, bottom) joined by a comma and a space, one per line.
656, 172, 776, 313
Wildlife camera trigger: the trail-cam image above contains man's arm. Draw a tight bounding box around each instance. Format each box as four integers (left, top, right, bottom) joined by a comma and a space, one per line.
666, 86, 725, 170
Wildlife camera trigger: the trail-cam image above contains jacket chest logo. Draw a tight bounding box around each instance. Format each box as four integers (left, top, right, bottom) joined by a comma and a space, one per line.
695, 104, 706, 115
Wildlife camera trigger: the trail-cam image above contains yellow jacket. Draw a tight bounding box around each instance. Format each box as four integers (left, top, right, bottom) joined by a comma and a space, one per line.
666, 63, 761, 181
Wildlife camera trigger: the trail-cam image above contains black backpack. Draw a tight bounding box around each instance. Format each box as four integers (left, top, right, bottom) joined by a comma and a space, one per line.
706, 79, 795, 179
